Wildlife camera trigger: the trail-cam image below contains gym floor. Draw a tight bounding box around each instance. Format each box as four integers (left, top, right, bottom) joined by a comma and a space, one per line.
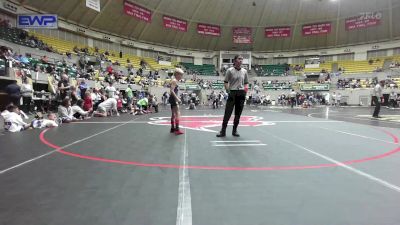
1, 105, 400, 225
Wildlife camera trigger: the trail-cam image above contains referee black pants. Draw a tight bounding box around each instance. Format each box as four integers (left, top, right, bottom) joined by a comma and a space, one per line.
372, 96, 380, 117
221, 90, 246, 132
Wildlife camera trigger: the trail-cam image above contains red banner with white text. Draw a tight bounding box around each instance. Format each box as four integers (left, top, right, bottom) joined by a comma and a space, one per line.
265, 27, 291, 38
302, 22, 331, 36
345, 12, 382, 30
163, 15, 187, 32
233, 27, 252, 44
197, 23, 220, 37
123, 1, 152, 23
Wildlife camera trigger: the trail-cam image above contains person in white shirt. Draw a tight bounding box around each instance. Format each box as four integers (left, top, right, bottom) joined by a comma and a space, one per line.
1, 105, 30, 132
94, 98, 119, 117
91, 89, 98, 103
21, 78, 34, 114
31, 113, 59, 128
254, 84, 260, 94
324, 92, 330, 105
210, 91, 218, 109
289, 89, 296, 108
372, 80, 384, 118
389, 90, 398, 108
58, 98, 78, 123
336, 93, 342, 106
91, 88, 102, 109
266, 94, 271, 104
105, 82, 117, 99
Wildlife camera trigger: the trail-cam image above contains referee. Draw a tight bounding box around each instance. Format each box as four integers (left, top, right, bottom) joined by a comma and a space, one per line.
372, 80, 384, 118
217, 55, 249, 137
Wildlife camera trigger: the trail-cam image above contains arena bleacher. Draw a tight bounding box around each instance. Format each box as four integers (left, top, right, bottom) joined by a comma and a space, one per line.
180, 63, 216, 76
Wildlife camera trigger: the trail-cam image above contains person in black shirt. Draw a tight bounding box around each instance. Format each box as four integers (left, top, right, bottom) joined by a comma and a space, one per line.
5, 80, 21, 106
58, 74, 70, 101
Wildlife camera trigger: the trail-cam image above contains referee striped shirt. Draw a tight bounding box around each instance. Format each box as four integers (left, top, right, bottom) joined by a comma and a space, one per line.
224, 67, 249, 90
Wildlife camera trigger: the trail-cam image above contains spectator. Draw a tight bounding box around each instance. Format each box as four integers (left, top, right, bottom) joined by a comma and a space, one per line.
105, 82, 116, 99
58, 74, 71, 101
91, 88, 102, 110
20, 77, 34, 114
336, 92, 342, 106
58, 98, 77, 123
136, 96, 149, 114
369, 59, 374, 65
78, 79, 88, 99
125, 84, 134, 110
5, 80, 21, 106
70, 86, 80, 106
93, 97, 119, 117
73, 46, 79, 53
72, 99, 91, 119
31, 112, 59, 128
116, 93, 126, 113
148, 94, 159, 113
83, 91, 93, 112
389, 90, 398, 108
41, 55, 49, 63
106, 65, 113, 74
19, 54, 30, 65
19, 30, 27, 41
1, 104, 30, 132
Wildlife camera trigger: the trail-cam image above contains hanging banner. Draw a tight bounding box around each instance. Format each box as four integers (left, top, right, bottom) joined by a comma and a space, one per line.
197, 23, 221, 37
211, 80, 225, 89
123, 1, 152, 23
300, 84, 330, 91
179, 84, 201, 91
265, 27, 291, 38
86, 0, 100, 12
163, 15, 187, 32
345, 12, 382, 30
233, 27, 252, 44
302, 22, 331, 36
